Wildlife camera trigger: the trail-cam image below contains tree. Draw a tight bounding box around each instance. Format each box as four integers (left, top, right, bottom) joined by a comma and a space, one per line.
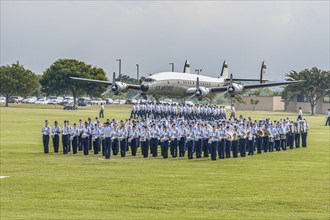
282, 67, 330, 115
40, 59, 108, 105
250, 99, 260, 111
0, 63, 39, 107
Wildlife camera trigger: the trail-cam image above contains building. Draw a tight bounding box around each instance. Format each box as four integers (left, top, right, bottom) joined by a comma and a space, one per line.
235, 95, 284, 111
285, 95, 329, 114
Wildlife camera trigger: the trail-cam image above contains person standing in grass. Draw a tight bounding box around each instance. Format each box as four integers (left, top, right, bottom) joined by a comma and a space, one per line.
41, 119, 51, 153
71, 123, 79, 154
82, 121, 91, 155
103, 122, 112, 159
99, 103, 105, 118
61, 120, 70, 154
51, 121, 61, 153
297, 107, 303, 120
325, 109, 330, 126
301, 119, 309, 147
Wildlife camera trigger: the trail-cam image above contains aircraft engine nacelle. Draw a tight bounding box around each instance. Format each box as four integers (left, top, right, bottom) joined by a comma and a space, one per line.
227, 83, 243, 96
111, 82, 129, 95
195, 87, 210, 97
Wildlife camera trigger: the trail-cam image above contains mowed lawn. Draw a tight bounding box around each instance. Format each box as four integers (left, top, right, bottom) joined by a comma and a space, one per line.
0, 104, 329, 219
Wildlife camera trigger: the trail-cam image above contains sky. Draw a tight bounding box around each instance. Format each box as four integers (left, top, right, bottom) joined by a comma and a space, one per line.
1, 1, 329, 81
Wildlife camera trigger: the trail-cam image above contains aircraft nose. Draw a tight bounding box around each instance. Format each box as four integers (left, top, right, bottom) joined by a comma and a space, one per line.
140, 84, 149, 92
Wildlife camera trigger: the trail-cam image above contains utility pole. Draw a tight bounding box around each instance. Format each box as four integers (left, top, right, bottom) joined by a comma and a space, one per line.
116, 59, 121, 78
169, 62, 174, 72
136, 64, 139, 84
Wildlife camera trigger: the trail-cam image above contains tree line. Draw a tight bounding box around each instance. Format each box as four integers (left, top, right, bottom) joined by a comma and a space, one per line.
0, 58, 329, 115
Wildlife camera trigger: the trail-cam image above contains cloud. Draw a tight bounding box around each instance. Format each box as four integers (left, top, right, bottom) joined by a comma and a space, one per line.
1, 1, 329, 80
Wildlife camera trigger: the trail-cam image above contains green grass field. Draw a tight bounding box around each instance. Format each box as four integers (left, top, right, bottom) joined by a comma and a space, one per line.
1, 104, 329, 219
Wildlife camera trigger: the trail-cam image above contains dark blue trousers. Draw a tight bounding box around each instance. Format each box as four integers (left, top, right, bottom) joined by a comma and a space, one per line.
131, 138, 138, 156
218, 139, 225, 159
269, 141, 274, 152
88, 135, 92, 150
170, 138, 178, 158
93, 138, 100, 154
141, 141, 149, 158
275, 140, 281, 151
255, 137, 263, 154
232, 140, 239, 158
225, 140, 231, 158
78, 135, 82, 151
72, 136, 78, 154
239, 138, 246, 157
42, 135, 49, 153
120, 139, 127, 157
105, 137, 111, 159
62, 134, 68, 154
263, 137, 269, 152
112, 139, 119, 155
195, 139, 203, 158
150, 138, 158, 157
295, 134, 300, 148
82, 137, 89, 155
187, 140, 194, 159
161, 140, 169, 159
210, 141, 217, 160
288, 134, 294, 149
301, 133, 307, 147
281, 138, 287, 150
247, 138, 254, 156
179, 137, 186, 157
101, 139, 106, 156
203, 139, 209, 157
52, 135, 59, 153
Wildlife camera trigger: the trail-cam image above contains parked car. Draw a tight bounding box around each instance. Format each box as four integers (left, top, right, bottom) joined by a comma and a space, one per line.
8, 96, 23, 103
22, 96, 32, 103
60, 97, 74, 106
47, 99, 58, 105
90, 98, 105, 105
113, 99, 125, 104
125, 99, 134, 104
0, 97, 6, 104
105, 98, 113, 104
77, 97, 92, 106
35, 97, 49, 104
27, 97, 38, 104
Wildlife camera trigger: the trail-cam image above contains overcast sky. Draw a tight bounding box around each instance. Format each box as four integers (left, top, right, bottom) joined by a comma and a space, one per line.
1, 1, 329, 81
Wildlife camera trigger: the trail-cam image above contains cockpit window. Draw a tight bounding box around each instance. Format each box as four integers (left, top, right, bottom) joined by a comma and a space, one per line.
144, 78, 155, 82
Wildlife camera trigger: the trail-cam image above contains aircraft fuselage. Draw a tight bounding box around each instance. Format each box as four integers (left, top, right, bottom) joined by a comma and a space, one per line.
141, 72, 225, 98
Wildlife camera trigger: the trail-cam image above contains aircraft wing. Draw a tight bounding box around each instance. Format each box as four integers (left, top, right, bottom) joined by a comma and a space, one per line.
242, 80, 304, 90
70, 77, 112, 85
70, 77, 141, 90
209, 80, 304, 92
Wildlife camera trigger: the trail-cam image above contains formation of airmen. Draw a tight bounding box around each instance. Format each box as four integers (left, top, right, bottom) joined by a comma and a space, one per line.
130, 103, 236, 120
41, 112, 310, 160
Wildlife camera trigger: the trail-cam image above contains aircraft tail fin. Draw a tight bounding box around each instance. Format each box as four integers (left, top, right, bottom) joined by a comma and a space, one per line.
183, 60, 191, 73
260, 61, 267, 84
220, 60, 228, 78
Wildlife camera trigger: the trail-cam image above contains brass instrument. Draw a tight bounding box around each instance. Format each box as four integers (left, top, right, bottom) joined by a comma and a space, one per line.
232, 132, 238, 141
226, 132, 232, 141
263, 129, 270, 137
256, 129, 263, 137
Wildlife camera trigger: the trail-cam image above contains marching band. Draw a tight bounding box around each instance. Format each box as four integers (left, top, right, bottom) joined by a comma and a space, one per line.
41, 113, 310, 160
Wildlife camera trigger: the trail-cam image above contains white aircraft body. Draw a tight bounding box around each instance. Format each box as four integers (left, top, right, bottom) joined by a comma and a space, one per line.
70, 60, 302, 102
